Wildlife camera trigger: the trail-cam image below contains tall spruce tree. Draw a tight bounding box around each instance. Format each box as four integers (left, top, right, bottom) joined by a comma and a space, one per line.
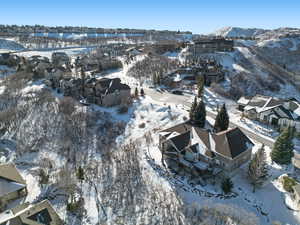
194, 100, 206, 128
214, 103, 229, 132
189, 97, 197, 122
152, 73, 157, 85
197, 76, 205, 97
271, 127, 294, 164
221, 177, 234, 194
76, 166, 84, 182
248, 144, 268, 192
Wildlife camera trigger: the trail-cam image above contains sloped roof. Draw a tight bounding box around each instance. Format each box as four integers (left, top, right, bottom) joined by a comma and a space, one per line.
0, 163, 26, 185
193, 127, 211, 149
96, 78, 130, 95
169, 131, 191, 151
160, 121, 193, 135
212, 127, 254, 159
0, 179, 26, 197
162, 123, 253, 160
0, 200, 62, 225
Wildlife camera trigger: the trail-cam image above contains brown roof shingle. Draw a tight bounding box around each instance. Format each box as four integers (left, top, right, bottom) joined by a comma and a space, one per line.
212, 127, 253, 159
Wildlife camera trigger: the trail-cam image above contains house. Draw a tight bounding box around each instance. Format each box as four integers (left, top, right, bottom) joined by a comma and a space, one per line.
0, 200, 63, 225
51, 52, 70, 67
0, 164, 27, 211
0, 53, 21, 67
163, 61, 224, 89
92, 78, 131, 107
188, 38, 234, 54
126, 47, 142, 57
159, 122, 253, 175
237, 95, 300, 132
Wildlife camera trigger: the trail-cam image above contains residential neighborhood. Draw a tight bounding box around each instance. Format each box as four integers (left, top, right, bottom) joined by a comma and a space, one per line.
0, 163, 62, 224
1, 7, 300, 224
238, 95, 300, 132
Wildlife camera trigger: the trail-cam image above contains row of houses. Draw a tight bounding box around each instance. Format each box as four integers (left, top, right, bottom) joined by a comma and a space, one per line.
0, 163, 62, 225
158, 122, 253, 177
162, 60, 225, 89
48, 77, 131, 107
237, 95, 300, 132
187, 38, 234, 54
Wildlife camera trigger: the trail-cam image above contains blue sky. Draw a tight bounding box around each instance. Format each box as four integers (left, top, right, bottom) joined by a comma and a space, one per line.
1, 0, 299, 34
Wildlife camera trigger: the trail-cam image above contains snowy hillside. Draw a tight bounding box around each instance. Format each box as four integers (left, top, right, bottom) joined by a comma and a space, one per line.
209, 44, 300, 100
0, 38, 25, 52
257, 27, 300, 40
212, 27, 268, 38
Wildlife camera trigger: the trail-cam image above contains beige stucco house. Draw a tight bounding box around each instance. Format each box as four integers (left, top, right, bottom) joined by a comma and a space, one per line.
159, 122, 253, 175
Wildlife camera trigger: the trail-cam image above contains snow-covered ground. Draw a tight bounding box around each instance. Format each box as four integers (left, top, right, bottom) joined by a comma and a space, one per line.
91, 65, 300, 224
2, 43, 300, 224
14, 47, 93, 58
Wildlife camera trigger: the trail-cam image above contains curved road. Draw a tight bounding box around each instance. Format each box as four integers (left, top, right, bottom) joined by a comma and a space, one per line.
144, 88, 275, 147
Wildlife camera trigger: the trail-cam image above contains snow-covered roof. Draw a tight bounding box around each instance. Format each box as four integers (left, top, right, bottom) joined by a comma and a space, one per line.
242, 95, 286, 114
293, 103, 300, 120
237, 96, 251, 105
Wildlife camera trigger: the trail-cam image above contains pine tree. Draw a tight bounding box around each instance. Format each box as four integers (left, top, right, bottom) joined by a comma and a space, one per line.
194, 100, 206, 128
189, 97, 197, 122
248, 144, 268, 192
76, 166, 84, 182
221, 177, 234, 194
135, 87, 139, 98
156, 73, 161, 85
140, 88, 145, 96
271, 127, 294, 164
214, 103, 229, 132
197, 76, 205, 97
152, 73, 157, 85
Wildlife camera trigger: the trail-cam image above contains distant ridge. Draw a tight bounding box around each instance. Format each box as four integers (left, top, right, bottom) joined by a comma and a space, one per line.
211, 26, 268, 38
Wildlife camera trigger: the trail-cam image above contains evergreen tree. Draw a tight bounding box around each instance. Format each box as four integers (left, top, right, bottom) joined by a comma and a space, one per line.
157, 73, 161, 85
76, 166, 84, 182
197, 76, 205, 97
248, 144, 268, 192
135, 87, 139, 98
152, 73, 157, 85
221, 177, 234, 194
189, 97, 197, 122
271, 127, 294, 164
140, 88, 145, 96
214, 103, 229, 132
194, 100, 206, 128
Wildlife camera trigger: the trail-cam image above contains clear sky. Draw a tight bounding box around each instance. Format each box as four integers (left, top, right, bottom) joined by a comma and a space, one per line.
1, 0, 299, 34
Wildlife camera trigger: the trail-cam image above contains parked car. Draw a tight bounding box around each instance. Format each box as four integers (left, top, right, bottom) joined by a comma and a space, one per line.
172, 90, 183, 95
79, 99, 90, 106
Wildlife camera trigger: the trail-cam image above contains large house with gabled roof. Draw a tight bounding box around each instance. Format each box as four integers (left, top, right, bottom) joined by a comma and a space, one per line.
159, 122, 254, 175
237, 95, 300, 132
